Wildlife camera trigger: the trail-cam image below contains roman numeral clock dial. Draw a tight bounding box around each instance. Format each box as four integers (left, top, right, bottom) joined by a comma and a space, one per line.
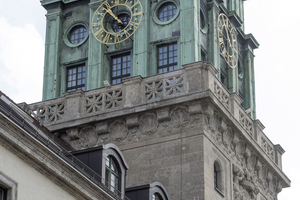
92, 0, 143, 44
217, 13, 238, 68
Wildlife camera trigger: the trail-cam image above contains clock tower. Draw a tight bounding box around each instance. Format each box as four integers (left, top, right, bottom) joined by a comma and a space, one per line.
29, 0, 290, 199
41, 0, 257, 118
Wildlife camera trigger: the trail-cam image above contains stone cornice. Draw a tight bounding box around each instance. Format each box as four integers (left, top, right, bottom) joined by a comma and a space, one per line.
0, 114, 115, 200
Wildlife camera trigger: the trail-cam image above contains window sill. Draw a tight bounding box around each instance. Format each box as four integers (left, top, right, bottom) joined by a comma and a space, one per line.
215, 187, 225, 197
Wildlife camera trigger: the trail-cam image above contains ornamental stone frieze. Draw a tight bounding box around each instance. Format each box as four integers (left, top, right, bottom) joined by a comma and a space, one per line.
20, 61, 289, 199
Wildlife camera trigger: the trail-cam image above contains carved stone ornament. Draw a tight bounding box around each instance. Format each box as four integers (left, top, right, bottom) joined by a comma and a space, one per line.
139, 113, 158, 135
170, 106, 190, 128
109, 119, 128, 141
78, 126, 98, 148
233, 164, 259, 200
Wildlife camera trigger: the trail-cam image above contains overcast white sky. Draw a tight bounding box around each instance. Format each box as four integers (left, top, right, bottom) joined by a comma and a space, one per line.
0, 0, 298, 199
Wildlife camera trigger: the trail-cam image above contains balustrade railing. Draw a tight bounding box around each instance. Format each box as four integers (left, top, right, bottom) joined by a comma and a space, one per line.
21, 61, 277, 164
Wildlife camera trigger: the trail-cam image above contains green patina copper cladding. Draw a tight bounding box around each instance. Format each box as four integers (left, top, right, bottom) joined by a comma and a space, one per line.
41, 0, 258, 118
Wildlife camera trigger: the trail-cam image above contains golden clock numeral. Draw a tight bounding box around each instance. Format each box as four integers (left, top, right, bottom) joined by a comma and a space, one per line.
114, 35, 120, 43
103, 1, 111, 9
124, 30, 130, 38
94, 28, 104, 37
96, 11, 105, 17
222, 48, 226, 55
103, 34, 111, 43
132, 11, 142, 16
129, 21, 139, 29
92, 22, 102, 27
131, 2, 138, 9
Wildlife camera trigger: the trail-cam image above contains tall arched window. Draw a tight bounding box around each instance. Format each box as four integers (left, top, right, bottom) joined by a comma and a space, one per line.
105, 156, 120, 194
214, 164, 218, 188
214, 161, 222, 191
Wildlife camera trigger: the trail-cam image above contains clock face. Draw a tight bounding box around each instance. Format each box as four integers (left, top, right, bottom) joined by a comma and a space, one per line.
92, 0, 143, 45
217, 13, 238, 68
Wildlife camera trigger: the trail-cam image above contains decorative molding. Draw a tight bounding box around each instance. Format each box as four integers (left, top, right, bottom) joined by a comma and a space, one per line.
109, 120, 128, 141
139, 113, 158, 135
170, 106, 190, 128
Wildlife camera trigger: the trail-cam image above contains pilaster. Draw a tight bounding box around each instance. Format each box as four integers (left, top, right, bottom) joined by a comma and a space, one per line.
42, 10, 63, 100
180, 0, 199, 65
88, 1, 105, 90
132, 0, 150, 77
243, 45, 256, 118
207, 0, 221, 74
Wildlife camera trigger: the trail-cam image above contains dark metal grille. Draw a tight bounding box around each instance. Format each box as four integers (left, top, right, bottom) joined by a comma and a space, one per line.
69, 25, 87, 44
67, 65, 86, 92
157, 43, 177, 74
158, 3, 177, 22
111, 54, 131, 85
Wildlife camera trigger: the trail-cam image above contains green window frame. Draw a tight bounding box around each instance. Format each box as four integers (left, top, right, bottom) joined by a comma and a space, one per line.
157, 43, 178, 74
111, 54, 131, 85
66, 65, 86, 92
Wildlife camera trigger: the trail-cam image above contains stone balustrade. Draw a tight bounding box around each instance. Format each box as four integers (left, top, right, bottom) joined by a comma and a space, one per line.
20, 61, 283, 169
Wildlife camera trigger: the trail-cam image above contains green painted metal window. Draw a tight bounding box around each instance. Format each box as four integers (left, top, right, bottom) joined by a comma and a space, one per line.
157, 43, 177, 74
69, 25, 87, 44
0, 185, 7, 200
66, 65, 86, 92
111, 54, 131, 85
105, 156, 120, 194
158, 3, 177, 22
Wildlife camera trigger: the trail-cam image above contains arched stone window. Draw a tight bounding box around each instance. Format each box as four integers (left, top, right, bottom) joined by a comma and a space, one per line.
214, 161, 224, 195
150, 182, 170, 200
105, 155, 120, 193
152, 192, 163, 200
102, 144, 129, 198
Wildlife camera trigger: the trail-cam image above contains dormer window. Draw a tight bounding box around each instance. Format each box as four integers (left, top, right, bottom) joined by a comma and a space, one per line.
105, 156, 120, 193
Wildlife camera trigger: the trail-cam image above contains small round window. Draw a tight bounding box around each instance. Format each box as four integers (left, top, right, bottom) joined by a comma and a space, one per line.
63, 22, 89, 48
69, 25, 87, 44
158, 3, 177, 22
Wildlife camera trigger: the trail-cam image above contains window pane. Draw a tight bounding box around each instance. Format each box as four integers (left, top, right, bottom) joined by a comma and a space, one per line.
69, 25, 87, 44
111, 54, 131, 84
157, 43, 177, 73
66, 65, 86, 92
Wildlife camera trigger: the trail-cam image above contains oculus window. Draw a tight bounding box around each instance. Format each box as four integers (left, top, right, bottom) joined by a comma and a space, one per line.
158, 3, 177, 22
157, 43, 177, 74
66, 65, 86, 92
153, 0, 180, 25
111, 54, 131, 85
63, 22, 89, 47
69, 25, 87, 44
105, 156, 120, 194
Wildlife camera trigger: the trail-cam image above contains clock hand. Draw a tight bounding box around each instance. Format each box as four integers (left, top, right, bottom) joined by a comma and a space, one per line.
103, 7, 123, 24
